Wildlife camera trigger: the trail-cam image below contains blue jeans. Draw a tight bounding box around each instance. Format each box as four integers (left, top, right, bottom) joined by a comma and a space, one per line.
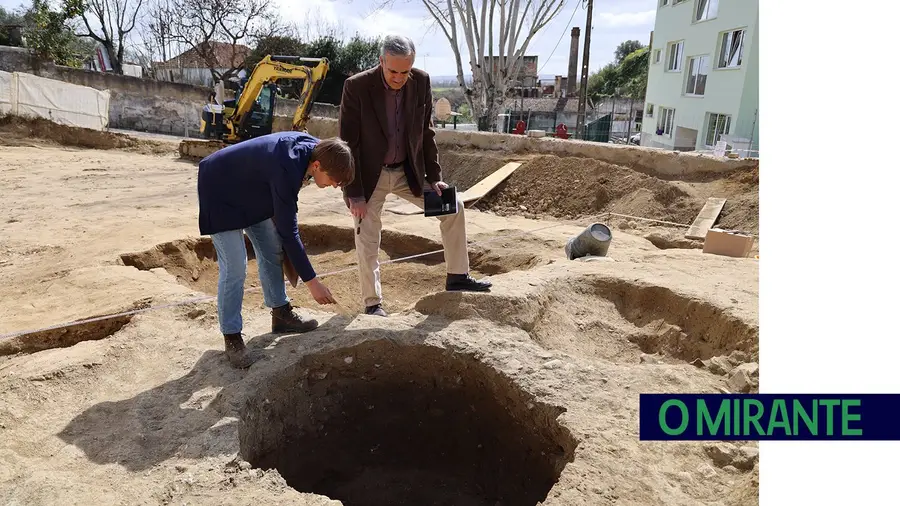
210, 218, 290, 334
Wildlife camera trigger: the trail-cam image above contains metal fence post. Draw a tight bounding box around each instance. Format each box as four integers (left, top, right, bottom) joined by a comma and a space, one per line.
748, 108, 758, 157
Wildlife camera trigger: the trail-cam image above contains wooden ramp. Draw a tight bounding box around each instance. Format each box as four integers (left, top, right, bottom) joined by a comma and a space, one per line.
460, 162, 522, 203
685, 197, 727, 240
386, 161, 523, 215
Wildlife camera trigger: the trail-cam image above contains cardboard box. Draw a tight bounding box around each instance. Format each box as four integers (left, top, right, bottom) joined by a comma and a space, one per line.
703, 228, 755, 258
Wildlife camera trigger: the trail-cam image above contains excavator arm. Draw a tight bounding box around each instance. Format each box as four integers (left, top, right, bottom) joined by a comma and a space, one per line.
229, 54, 329, 139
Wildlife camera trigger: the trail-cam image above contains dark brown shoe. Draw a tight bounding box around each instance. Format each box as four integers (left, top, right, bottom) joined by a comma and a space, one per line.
365, 303, 388, 317
224, 333, 255, 369
446, 273, 492, 292
271, 303, 318, 333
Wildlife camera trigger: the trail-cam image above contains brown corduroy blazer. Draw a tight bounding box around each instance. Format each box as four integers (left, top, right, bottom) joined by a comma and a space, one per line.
338, 65, 442, 203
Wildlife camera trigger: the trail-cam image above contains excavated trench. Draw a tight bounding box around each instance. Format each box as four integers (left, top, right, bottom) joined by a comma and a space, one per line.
531, 278, 758, 364
239, 340, 578, 506
119, 224, 549, 314
0, 312, 134, 357
415, 275, 758, 365
0, 297, 157, 356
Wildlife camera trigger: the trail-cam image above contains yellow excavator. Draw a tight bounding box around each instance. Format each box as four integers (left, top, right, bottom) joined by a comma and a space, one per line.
178, 54, 329, 161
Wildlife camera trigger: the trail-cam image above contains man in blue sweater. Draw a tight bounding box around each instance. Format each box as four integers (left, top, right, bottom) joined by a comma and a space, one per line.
198, 132, 354, 368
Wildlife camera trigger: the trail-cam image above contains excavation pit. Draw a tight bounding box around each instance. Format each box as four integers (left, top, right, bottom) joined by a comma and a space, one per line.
239, 340, 578, 506
416, 276, 758, 365
529, 278, 759, 364
119, 224, 548, 314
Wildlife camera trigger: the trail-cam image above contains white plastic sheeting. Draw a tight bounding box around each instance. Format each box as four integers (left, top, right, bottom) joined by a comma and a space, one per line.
0, 70, 110, 130
0, 70, 13, 116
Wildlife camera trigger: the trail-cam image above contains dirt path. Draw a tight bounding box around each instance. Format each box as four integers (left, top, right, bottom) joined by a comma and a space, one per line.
0, 139, 759, 505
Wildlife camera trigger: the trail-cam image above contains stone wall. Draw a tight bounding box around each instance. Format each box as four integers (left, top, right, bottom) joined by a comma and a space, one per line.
277, 116, 339, 139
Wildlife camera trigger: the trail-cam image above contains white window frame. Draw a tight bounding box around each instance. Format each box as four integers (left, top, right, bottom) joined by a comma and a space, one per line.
705, 113, 732, 147
666, 41, 684, 72
646, 104, 654, 117
673, 0, 687, 4
657, 107, 675, 137
685, 55, 709, 96
694, 0, 719, 22
653, 49, 661, 64
717, 29, 745, 69
659, 0, 669, 6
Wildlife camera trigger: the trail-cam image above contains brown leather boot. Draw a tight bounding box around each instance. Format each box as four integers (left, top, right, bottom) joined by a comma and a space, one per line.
271, 303, 318, 333
224, 333, 255, 369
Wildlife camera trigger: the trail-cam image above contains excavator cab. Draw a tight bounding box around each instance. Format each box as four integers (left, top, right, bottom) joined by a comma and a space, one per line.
180, 54, 329, 160
233, 82, 278, 139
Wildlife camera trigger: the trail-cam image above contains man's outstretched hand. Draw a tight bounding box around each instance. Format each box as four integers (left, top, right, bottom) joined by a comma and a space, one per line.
348, 197, 367, 219
431, 181, 449, 196
305, 277, 336, 304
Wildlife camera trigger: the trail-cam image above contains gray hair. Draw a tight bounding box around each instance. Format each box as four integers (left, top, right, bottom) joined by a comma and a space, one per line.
381, 35, 416, 58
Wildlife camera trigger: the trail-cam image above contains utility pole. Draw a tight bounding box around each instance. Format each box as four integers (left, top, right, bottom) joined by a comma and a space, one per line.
576, 0, 593, 140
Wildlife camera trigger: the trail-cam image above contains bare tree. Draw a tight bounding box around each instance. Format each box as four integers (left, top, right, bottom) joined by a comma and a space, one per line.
70, 0, 146, 73
133, 0, 188, 78
378, 0, 567, 128
166, 0, 275, 83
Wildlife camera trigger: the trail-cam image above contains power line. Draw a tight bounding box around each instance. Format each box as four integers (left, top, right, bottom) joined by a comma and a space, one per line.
536, 3, 583, 76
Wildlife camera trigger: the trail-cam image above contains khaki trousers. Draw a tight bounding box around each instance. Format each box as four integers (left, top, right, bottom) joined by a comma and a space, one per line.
355, 167, 470, 307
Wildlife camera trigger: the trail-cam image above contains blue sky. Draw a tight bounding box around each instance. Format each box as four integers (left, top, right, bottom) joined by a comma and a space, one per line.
1, 0, 657, 77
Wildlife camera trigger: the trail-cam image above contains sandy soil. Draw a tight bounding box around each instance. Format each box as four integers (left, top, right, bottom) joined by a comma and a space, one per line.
0, 130, 759, 505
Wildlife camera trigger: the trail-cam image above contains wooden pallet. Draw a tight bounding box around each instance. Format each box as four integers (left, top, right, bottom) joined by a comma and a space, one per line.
386, 161, 523, 215
685, 197, 727, 240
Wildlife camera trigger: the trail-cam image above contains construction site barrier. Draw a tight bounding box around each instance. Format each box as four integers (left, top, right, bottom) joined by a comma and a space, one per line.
0, 70, 110, 130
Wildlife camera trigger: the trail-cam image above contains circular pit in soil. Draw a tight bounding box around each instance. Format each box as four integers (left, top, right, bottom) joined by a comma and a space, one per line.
239, 340, 578, 506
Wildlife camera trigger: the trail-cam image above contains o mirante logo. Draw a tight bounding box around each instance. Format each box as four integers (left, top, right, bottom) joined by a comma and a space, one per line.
638, 394, 892, 441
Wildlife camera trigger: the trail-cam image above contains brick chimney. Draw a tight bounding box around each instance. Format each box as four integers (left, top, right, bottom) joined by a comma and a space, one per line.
566, 27, 580, 97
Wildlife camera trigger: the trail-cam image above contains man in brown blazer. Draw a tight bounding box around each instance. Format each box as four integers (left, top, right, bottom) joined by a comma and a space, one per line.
339, 34, 492, 317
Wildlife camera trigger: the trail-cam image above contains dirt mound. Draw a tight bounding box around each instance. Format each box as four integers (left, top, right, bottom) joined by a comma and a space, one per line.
472, 154, 759, 234
241, 339, 577, 506
119, 225, 550, 315
644, 231, 704, 250
475, 155, 691, 219
438, 149, 530, 191
0, 115, 176, 155
716, 192, 759, 233
440, 150, 529, 191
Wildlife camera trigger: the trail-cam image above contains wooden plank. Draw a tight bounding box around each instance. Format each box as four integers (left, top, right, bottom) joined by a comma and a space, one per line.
385, 161, 523, 215
685, 197, 727, 240
459, 161, 522, 203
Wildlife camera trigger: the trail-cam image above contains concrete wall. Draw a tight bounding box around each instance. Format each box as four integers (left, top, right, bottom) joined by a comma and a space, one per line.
1, 46, 208, 136
435, 129, 758, 177
275, 98, 339, 120
289, 117, 758, 178
641, 0, 759, 152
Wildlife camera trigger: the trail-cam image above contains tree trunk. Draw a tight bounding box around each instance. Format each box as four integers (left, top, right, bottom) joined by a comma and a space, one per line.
105, 41, 122, 73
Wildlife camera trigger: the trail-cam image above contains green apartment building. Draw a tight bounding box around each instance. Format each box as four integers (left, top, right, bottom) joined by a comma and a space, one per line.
641, 0, 759, 156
